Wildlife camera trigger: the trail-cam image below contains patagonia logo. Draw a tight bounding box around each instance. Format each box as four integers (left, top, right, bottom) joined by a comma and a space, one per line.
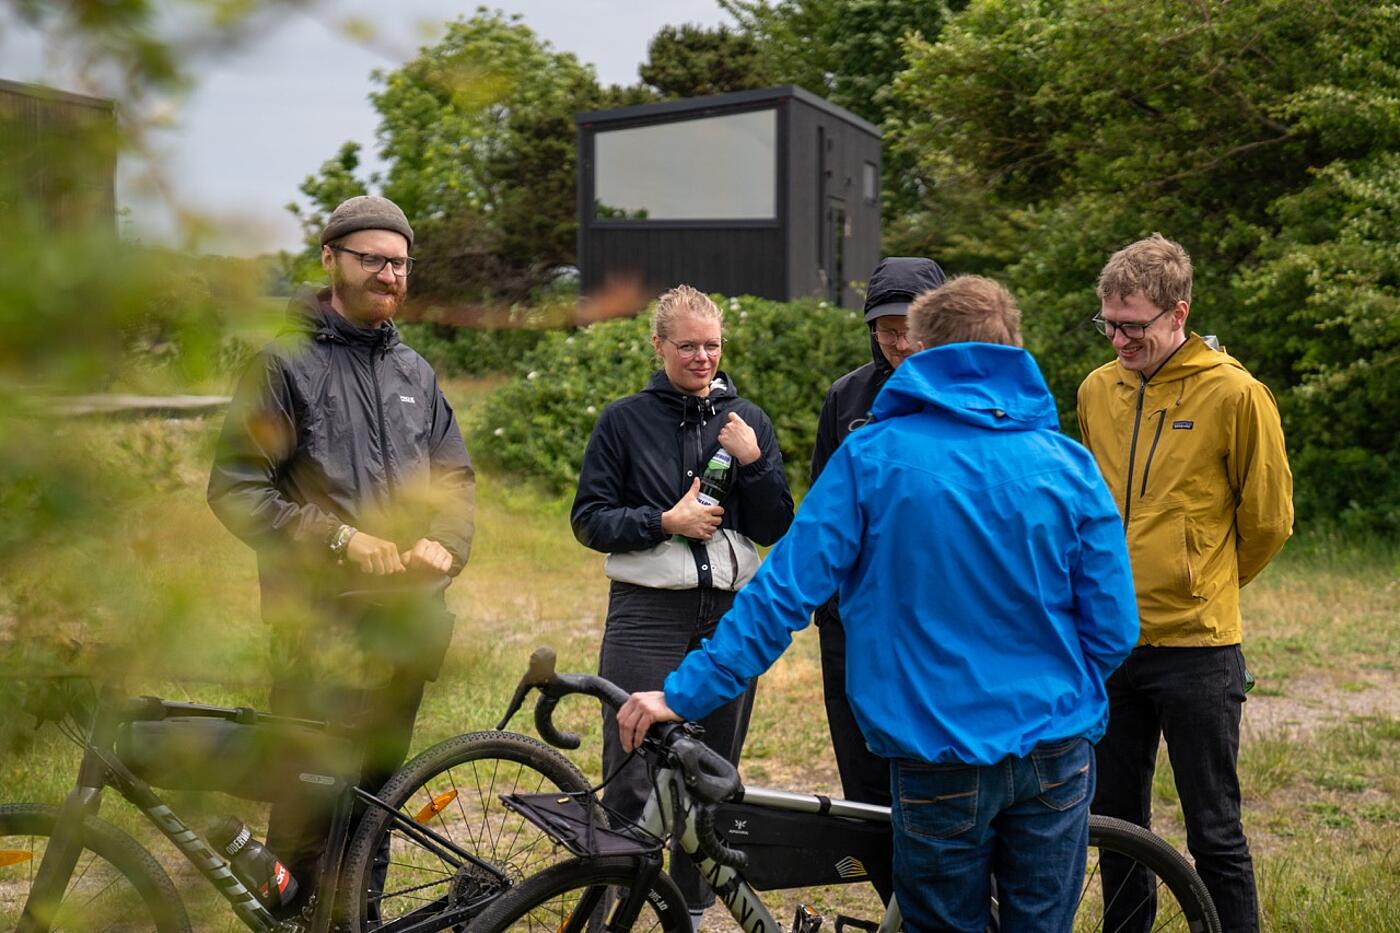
399, 395, 416, 404
1172, 420, 1194, 430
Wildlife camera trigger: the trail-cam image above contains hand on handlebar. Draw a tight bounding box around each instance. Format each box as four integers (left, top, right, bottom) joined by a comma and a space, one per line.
617, 690, 681, 752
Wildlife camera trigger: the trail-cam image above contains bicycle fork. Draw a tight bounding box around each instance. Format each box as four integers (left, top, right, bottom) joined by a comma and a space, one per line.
17, 785, 102, 933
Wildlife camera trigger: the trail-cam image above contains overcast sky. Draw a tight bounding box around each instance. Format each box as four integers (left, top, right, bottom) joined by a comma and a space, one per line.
1, 1, 733, 255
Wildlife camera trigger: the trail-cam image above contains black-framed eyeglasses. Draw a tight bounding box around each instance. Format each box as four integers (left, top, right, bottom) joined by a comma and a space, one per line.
330, 245, 416, 277
1092, 305, 1171, 339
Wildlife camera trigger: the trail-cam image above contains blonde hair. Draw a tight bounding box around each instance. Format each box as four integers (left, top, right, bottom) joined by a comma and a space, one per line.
1096, 233, 1193, 311
909, 275, 1022, 348
651, 285, 723, 339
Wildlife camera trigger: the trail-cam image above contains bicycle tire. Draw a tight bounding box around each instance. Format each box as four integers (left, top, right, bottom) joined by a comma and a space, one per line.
1080, 815, 1222, 933
0, 803, 192, 932
464, 856, 690, 933
343, 730, 592, 931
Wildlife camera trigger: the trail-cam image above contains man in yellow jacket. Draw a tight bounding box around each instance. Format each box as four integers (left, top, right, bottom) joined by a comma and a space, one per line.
1078, 234, 1292, 933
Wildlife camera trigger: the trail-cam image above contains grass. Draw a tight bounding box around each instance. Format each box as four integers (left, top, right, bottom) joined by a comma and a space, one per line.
2, 375, 1399, 929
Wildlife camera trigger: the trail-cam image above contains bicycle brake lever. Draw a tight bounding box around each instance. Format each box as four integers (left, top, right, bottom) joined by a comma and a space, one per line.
496, 647, 559, 730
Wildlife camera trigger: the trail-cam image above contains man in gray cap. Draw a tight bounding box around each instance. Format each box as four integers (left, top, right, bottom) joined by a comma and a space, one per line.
208, 195, 474, 908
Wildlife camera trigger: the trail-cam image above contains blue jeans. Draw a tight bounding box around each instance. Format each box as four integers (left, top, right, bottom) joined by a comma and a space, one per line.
891, 739, 1094, 933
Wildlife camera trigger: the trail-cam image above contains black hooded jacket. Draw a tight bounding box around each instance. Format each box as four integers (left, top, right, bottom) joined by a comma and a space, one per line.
208, 286, 475, 600
571, 369, 794, 589
810, 257, 946, 624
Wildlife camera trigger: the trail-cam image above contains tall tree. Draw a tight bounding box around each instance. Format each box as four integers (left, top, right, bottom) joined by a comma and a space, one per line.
640, 24, 770, 98
891, 0, 1400, 532
289, 11, 617, 301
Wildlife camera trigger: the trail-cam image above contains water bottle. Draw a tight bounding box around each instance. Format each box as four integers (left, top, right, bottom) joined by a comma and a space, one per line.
695, 449, 734, 507
208, 817, 299, 911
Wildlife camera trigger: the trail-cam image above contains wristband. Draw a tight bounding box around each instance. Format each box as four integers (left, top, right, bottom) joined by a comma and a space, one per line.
329, 523, 357, 556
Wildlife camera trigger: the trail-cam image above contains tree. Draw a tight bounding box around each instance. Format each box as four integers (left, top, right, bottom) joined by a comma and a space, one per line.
289, 11, 614, 302
890, 0, 1400, 532
720, 0, 969, 220
639, 24, 770, 98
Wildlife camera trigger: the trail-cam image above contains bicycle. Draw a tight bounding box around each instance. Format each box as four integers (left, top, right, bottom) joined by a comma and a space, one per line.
469, 648, 1222, 933
0, 659, 590, 931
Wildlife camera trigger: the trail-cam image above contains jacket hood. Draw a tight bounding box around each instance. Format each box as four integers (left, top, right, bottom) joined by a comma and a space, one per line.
1135, 333, 1246, 386
862, 257, 948, 319
643, 368, 739, 426
285, 283, 401, 350
862, 256, 948, 374
872, 342, 1059, 432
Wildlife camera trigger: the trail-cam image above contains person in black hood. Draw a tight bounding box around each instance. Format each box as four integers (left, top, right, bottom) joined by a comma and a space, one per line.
571, 285, 794, 926
208, 196, 474, 902
809, 256, 946, 903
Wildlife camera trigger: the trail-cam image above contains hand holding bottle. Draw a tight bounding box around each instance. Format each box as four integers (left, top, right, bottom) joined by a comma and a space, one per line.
662, 477, 724, 541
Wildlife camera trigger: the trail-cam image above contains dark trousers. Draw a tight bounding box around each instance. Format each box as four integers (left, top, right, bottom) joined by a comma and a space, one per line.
598, 582, 756, 911
266, 670, 426, 885
817, 613, 894, 903
1091, 645, 1258, 932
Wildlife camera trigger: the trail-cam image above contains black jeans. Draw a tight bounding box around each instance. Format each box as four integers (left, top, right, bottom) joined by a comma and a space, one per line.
817, 612, 894, 904
1091, 645, 1258, 932
598, 582, 756, 911
265, 671, 426, 888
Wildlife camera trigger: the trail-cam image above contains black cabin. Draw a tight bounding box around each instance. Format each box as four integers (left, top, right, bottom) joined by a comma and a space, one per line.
0, 78, 117, 231
576, 86, 881, 309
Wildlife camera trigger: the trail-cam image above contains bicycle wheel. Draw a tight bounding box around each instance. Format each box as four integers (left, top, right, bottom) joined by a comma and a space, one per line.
0, 803, 191, 932
464, 856, 689, 933
1076, 815, 1221, 933
343, 730, 592, 930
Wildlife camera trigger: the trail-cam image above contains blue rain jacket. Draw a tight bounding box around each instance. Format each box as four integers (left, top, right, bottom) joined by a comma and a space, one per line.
664, 343, 1139, 765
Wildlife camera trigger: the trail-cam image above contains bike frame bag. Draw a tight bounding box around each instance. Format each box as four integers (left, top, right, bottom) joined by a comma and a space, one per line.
709, 801, 892, 890
115, 717, 357, 802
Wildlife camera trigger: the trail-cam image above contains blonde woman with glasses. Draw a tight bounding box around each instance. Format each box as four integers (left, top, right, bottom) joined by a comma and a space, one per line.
570, 285, 794, 929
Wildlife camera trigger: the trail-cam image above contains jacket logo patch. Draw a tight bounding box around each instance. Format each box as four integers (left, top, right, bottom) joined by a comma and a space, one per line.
1172, 420, 1193, 430
400, 395, 416, 404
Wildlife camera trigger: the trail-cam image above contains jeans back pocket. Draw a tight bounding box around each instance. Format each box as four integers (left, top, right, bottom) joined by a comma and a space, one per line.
1030, 738, 1092, 812
896, 761, 980, 840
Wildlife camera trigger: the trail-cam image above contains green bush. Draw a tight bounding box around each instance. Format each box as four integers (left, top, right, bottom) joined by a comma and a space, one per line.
399, 321, 546, 377
469, 295, 873, 494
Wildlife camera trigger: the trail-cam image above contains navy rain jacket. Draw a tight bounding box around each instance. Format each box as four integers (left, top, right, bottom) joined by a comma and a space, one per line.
571, 369, 794, 590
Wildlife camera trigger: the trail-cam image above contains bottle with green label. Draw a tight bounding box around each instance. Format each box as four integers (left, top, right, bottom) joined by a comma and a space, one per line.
675, 449, 733, 544
696, 449, 733, 506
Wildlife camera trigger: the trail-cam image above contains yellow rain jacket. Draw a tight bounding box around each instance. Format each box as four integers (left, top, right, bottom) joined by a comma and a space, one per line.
1077, 334, 1293, 646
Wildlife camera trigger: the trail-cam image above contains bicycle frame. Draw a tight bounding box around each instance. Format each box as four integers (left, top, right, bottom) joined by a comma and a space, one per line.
641, 767, 903, 933
17, 687, 503, 933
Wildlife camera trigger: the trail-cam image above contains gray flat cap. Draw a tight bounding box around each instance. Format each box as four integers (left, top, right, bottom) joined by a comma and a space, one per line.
320, 195, 414, 248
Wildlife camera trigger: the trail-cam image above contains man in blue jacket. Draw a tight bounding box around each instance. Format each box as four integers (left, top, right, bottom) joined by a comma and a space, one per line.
618, 276, 1139, 931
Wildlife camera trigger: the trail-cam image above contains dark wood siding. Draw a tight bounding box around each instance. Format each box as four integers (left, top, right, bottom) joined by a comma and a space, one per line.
581, 226, 786, 299
784, 100, 882, 309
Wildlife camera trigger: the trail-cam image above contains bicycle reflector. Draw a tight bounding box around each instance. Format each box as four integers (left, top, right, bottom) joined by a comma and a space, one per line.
0, 850, 34, 867
415, 790, 459, 823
